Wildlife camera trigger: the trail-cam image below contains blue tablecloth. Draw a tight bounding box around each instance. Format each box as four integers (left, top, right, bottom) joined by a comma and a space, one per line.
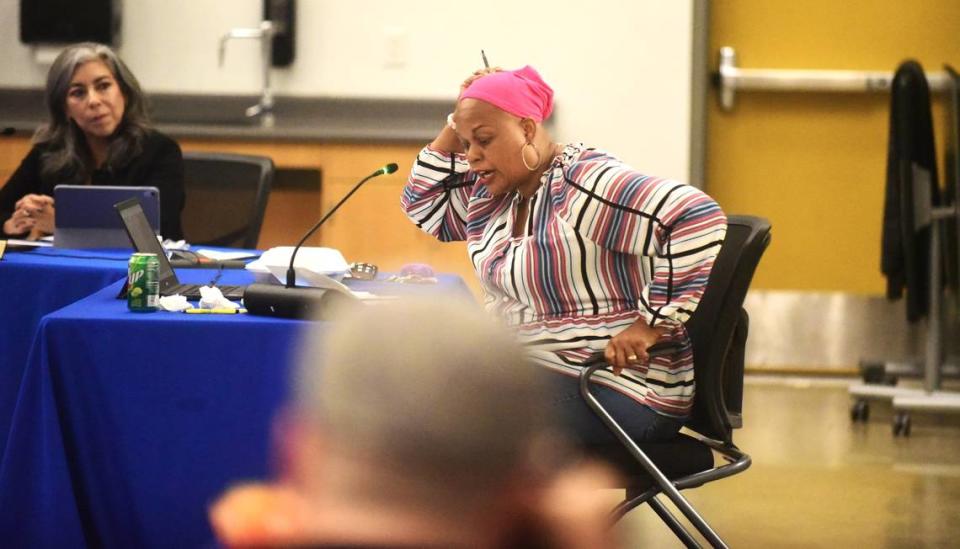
0, 248, 130, 461
0, 268, 471, 548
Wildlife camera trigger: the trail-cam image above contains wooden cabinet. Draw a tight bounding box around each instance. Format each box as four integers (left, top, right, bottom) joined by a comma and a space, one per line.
0, 136, 32, 186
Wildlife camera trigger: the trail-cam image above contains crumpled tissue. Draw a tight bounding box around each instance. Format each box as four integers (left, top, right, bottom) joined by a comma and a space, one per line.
162, 239, 190, 251
159, 294, 191, 312
198, 286, 242, 310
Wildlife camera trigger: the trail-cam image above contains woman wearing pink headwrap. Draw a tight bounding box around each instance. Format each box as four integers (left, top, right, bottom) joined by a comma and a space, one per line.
402, 66, 728, 446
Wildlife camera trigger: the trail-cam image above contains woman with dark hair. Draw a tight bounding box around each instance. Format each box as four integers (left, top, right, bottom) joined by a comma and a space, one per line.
0, 42, 184, 240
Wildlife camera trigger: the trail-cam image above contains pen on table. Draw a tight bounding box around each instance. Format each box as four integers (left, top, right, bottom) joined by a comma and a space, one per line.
481, 49, 490, 69
183, 308, 246, 314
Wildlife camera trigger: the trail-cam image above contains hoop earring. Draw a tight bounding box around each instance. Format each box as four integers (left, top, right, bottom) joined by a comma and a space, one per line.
521, 142, 541, 172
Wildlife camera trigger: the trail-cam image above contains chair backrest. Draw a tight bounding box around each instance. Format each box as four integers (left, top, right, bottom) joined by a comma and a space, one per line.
683, 215, 771, 444
181, 152, 274, 248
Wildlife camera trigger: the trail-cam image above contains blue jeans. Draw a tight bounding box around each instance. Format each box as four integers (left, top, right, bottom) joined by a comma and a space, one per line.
542, 370, 684, 447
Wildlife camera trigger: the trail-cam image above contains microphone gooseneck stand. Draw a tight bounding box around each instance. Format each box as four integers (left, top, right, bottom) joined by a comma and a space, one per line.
244, 163, 399, 319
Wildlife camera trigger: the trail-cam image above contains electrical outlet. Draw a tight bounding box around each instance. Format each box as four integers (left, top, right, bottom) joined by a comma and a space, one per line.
383, 26, 407, 69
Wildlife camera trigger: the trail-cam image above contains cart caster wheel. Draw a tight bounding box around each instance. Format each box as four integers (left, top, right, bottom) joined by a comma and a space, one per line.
893, 412, 912, 437
850, 400, 870, 422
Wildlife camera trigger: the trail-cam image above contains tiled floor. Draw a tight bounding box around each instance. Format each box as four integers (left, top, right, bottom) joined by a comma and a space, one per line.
616, 377, 960, 547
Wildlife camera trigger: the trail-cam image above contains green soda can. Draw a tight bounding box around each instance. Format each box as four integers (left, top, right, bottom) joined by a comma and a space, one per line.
127, 253, 160, 312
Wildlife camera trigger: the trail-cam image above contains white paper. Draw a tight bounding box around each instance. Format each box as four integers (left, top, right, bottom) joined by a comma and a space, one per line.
246, 246, 350, 285
264, 265, 352, 294
195, 249, 260, 261
351, 291, 400, 301
5, 238, 53, 248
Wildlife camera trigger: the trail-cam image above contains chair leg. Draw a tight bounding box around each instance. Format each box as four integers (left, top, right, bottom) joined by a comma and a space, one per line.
648, 496, 702, 549
666, 489, 729, 549
612, 485, 655, 522
580, 362, 734, 547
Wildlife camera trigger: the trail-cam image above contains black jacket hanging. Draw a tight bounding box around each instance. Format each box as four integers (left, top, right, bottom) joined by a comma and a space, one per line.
942, 65, 959, 295
881, 60, 940, 322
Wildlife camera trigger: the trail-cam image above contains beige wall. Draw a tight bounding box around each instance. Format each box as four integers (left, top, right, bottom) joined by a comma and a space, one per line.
0, 0, 696, 179
708, 1, 960, 293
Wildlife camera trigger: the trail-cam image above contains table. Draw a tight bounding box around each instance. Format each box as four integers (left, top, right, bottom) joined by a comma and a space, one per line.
0, 268, 471, 548
0, 248, 130, 460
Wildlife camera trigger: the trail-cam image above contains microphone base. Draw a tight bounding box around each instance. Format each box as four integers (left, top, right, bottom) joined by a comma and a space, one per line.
243, 283, 359, 319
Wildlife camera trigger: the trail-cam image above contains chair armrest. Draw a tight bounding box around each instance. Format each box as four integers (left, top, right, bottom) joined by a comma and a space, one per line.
582, 341, 682, 368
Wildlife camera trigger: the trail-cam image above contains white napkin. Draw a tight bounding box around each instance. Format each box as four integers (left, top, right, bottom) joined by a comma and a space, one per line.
162, 238, 190, 251
198, 286, 242, 310
159, 294, 191, 312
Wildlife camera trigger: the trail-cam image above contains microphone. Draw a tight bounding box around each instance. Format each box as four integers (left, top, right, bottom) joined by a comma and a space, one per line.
244, 162, 398, 319
286, 163, 397, 287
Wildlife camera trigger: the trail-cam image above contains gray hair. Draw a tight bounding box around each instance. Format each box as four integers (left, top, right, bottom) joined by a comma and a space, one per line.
34, 42, 151, 184
295, 299, 555, 494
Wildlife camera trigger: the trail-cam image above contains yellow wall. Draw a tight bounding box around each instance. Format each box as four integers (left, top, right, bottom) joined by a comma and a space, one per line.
708, 1, 960, 293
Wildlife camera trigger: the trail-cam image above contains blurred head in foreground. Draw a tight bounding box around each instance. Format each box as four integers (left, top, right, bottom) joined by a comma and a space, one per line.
213, 299, 617, 548
295, 298, 555, 513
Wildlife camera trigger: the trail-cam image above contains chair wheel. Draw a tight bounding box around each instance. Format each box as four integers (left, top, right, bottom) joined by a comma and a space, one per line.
850, 399, 870, 422
893, 412, 911, 437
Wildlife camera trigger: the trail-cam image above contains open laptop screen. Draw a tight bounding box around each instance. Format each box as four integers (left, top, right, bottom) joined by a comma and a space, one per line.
115, 197, 179, 293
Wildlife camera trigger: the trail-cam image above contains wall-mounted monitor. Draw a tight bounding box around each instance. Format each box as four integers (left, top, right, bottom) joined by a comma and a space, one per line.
20, 0, 120, 45
265, 0, 295, 67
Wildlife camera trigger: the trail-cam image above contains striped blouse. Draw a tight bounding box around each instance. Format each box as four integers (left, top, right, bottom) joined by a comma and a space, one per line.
402, 143, 727, 417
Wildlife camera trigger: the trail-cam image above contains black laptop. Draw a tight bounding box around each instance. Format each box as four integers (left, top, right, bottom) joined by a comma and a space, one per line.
114, 198, 246, 300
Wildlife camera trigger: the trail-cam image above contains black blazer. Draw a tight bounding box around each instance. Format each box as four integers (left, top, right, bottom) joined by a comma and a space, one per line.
881, 60, 940, 322
0, 130, 185, 240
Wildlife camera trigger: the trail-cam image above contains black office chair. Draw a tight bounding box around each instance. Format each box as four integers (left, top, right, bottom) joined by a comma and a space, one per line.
580, 215, 771, 548
181, 152, 274, 248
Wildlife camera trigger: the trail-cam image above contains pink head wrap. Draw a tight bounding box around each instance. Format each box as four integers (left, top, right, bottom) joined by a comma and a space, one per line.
459, 65, 554, 122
